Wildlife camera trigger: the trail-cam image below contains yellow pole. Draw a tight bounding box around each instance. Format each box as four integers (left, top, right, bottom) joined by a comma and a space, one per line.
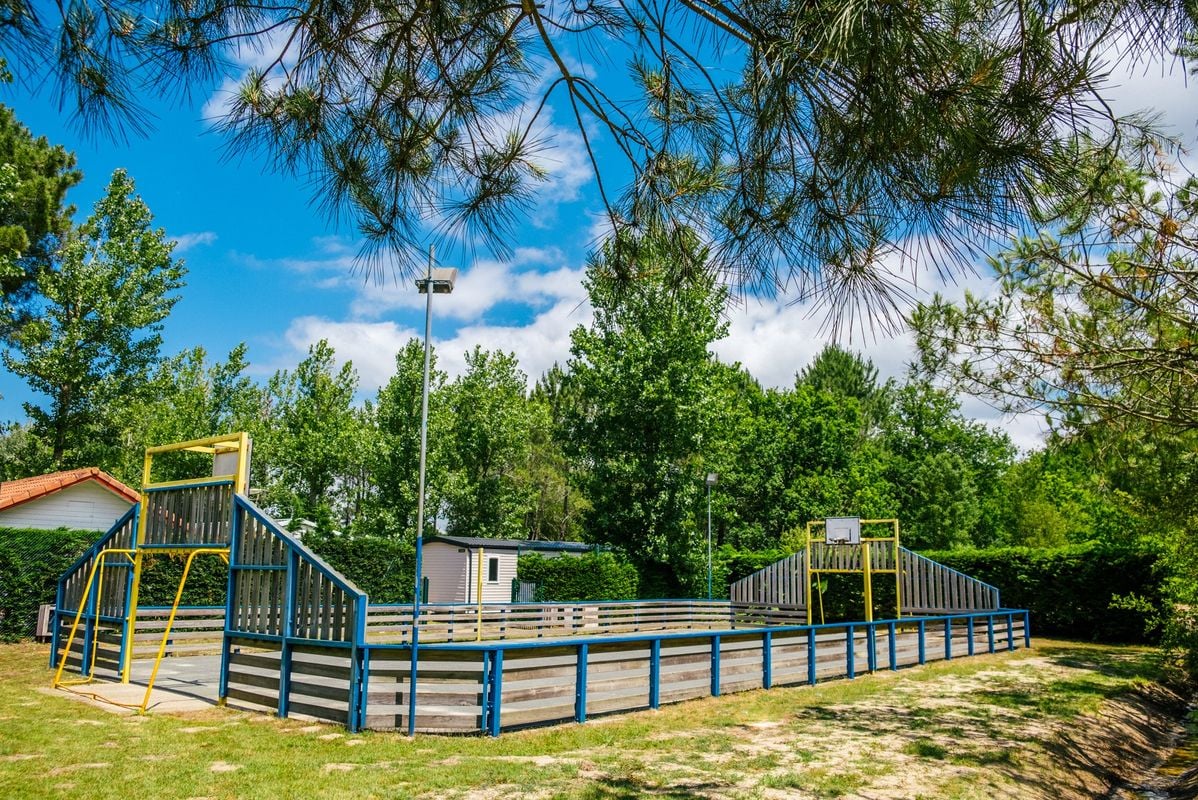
893, 519, 902, 619
121, 449, 154, 684
235, 431, 250, 494
476, 547, 484, 642
862, 539, 874, 623
52, 549, 135, 687
805, 522, 813, 625
140, 548, 227, 713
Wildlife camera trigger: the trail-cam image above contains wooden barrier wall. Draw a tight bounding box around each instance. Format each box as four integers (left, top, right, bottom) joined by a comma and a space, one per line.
366, 600, 742, 644
363, 610, 1030, 734
900, 550, 1000, 613
221, 496, 368, 728
729, 546, 1002, 616
142, 483, 234, 547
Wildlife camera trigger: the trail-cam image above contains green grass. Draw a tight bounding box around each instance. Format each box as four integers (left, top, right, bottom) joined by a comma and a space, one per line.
0, 640, 1167, 799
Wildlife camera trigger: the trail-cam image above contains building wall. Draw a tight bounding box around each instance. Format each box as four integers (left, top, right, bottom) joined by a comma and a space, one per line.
477, 550, 517, 604
424, 542, 520, 603
0, 482, 133, 531
423, 542, 470, 603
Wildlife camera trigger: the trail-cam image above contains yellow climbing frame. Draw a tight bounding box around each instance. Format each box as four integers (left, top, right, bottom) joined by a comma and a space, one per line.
804, 518, 902, 625
52, 432, 251, 713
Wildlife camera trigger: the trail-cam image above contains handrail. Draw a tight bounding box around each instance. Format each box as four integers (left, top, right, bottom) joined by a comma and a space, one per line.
51, 505, 139, 670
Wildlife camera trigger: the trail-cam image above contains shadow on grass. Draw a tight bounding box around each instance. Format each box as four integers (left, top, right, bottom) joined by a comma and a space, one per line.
1035, 643, 1164, 682
572, 776, 725, 799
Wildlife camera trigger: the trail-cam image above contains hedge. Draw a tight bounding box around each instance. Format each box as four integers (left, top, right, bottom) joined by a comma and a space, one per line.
0, 526, 238, 642
307, 535, 414, 604
0, 527, 96, 641
518, 551, 639, 602
920, 543, 1165, 644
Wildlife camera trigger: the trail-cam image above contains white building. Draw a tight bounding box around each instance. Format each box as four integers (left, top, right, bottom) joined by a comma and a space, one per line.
422, 535, 596, 603
0, 467, 139, 531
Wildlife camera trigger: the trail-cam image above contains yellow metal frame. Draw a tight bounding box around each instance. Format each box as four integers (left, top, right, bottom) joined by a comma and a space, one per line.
805, 518, 901, 625
120, 432, 250, 683
53, 432, 253, 711
52, 545, 230, 713
476, 547, 485, 642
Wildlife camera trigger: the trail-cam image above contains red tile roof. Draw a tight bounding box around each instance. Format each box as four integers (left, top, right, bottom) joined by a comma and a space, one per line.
0, 467, 139, 512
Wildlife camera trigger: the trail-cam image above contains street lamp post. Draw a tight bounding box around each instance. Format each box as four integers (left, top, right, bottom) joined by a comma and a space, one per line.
705, 473, 718, 600
408, 246, 457, 736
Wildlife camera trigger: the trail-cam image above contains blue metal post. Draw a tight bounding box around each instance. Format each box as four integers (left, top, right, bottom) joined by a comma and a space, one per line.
347, 647, 362, 733
80, 559, 97, 678
357, 648, 371, 731
710, 636, 721, 697
407, 536, 422, 737
1023, 611, 1031, 648
575, 643, 588, 723
479, 651, 492, 733
807, 629, 817, 685
649, 639, 661, 709
866, 624, 877, 673
887, 622, 897, 671
219, 502, 243, 701
967, 615, 975, 656
488, 649, 504, 737
278, 548, 298, 718
762, 631, 773, 689
50, 572, 64, 669
354, 594, 369, 730
1007, 612, 1015, 651
846, 625, 855, 679
917, 619, 926, 665
987, 615, 995, 653
944, 618, 953, 661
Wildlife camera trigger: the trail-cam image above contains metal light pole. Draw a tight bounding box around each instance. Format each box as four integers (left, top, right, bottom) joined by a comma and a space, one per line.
705, 473, 718, 600
408, 246, 457, 736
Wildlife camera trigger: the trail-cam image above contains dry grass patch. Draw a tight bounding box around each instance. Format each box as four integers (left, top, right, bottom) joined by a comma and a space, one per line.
0, 640, 1184, 799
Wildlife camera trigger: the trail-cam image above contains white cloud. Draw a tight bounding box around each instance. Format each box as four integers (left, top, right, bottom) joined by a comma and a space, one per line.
172, 231, 218, 253
347, 247, 586, 321
281, 317, 421, 390
278, 292, 592, 393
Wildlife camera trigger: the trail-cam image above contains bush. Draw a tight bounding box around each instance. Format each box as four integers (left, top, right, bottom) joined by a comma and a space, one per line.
920, 543, 1166, 644
308, 535, 415, 604
0, 527, 96, 640
137, 553, 227, 607
518, 551, 639, 602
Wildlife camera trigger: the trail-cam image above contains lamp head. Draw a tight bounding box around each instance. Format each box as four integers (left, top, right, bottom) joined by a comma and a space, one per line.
705, 472, 719, 487
416, 267, 458, 294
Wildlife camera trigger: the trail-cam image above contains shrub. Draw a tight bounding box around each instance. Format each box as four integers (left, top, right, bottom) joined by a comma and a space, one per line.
308, 535, 415, 604
0, 527, 96, 640
920, 543, 1165, 644
518, 551, 639, 602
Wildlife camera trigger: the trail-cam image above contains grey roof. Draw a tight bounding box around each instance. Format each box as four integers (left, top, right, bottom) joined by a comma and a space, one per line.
424, 535, 598, 553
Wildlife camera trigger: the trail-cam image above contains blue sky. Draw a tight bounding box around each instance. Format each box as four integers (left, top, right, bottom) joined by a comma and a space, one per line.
2, 41, 1196, 452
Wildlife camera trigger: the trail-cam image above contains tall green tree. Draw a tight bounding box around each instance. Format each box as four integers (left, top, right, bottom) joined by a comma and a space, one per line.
913, 153, 1198, 433
526, 363, 589, 542
441, 347, 537, 539
2, 168, 185, 467
0, 103, 80, 310
796, 345, 890, 430
877, 381, 1015, 550
112, 344, 266, 485
566, 230, 728, 594
356, 338, 449, 539
264, 339, 361, 532
9, 1, 1185, 313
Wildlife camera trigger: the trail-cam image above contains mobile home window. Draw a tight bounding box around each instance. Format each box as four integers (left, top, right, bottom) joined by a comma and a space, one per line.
488, 557, 499, 582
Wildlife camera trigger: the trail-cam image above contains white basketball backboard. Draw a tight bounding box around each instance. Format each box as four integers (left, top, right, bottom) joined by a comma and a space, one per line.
824, 516, 861, 545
